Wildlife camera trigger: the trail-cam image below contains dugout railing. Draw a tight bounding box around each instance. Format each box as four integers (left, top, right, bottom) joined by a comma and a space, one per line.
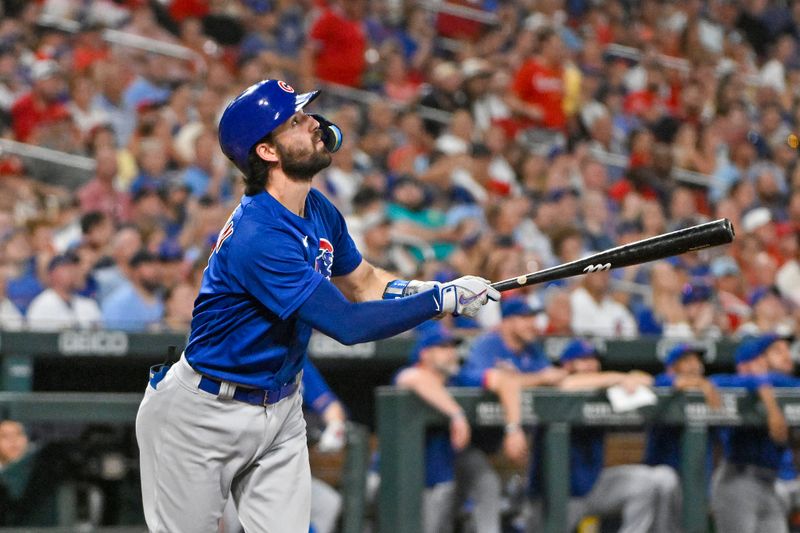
376, 386, 800, 533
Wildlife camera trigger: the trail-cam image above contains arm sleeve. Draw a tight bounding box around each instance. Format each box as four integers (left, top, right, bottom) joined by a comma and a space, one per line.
302, 359, 339, 415
296, 280, 440, 345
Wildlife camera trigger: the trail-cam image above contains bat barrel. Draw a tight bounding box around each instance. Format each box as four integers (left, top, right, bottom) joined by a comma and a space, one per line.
491, 218, 735, 292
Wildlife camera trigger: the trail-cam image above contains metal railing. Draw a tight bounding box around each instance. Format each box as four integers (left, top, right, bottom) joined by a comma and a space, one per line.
416, 0, 498, 25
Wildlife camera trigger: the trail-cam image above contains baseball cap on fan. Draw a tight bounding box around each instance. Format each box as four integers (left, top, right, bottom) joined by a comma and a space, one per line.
218, 79, 321, 173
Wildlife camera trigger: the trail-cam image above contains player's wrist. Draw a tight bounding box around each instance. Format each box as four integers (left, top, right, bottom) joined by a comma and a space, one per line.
504, 422, 522, 434
383, 279, 438, 300
383, 279, 411, 300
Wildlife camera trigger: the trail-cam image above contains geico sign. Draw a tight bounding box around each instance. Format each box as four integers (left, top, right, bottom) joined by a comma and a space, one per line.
58, 331, 129, 356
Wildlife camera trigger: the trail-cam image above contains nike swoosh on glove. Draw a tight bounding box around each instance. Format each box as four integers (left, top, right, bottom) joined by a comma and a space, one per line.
433, 275, 501, 317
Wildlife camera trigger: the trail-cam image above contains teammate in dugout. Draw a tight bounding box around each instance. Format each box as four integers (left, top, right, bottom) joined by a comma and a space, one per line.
710, 334, 800, 533
135, 79, 500, 532
527, 339, 680, 533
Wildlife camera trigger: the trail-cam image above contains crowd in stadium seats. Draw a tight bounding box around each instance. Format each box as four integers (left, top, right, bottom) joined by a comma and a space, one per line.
2, 0, 800, 530
0, 0, 799, 336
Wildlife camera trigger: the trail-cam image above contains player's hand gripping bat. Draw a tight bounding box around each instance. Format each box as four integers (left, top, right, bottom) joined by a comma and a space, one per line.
491, 219, 735, 292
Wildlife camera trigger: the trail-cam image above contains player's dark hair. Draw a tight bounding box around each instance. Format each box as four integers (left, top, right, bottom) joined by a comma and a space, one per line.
244, 132, 276, 196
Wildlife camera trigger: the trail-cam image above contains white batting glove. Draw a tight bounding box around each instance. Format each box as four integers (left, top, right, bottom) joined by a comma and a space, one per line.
434, 276, 500, 317
317, 419, 346, 453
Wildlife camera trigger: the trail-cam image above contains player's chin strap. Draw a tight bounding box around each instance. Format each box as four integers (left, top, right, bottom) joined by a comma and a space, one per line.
382, 279, 440, 300
309, 114, 343, 153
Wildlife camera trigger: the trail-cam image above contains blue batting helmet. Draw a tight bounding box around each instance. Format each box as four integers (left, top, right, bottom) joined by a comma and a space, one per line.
218, 79, 320, 173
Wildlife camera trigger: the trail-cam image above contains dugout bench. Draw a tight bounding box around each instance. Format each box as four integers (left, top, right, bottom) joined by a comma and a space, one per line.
376, 387, 800, 533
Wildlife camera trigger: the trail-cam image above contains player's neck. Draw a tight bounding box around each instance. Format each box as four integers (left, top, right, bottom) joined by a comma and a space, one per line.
267, 172, 312, 217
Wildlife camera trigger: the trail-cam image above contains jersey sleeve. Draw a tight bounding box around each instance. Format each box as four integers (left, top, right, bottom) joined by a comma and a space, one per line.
302, 359, 339, 415
228, 222, 324, 320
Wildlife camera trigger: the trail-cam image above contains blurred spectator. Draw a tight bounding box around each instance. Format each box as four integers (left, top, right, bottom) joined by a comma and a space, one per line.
101, 249, 164, 332
537, 287, 572, 336
94, 226, 143, 303
181, 129, 232, 201
636, 261, 693, 338
776, 232, 800, 308
736, 286, 794, 338
78, 144, 131, 223
130, 137, 174, 196
528, 340, 676, 532
681, 281, 724, 339
10, 60, 67, 142
3, 225, 44, 315
386, 176, 455, 262
26, 252, 102, 331
359, 210, 413, 275
303, 0, 368, 88
67, 75, 110, 141
0, 261, 23, 330
418, 62, 467, 137
570, 271, 637, 338
710, 255, 750, 333
395, 325, 499, 533
508, 27, 567, 133
122, 52, 172, 114
163, 282, 195, 332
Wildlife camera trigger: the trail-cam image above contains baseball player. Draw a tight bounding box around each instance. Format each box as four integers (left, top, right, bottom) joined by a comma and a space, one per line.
220, 359, 348, 533
529, 339, 679, 533
135, 79, 500, 532
710, 334, 796, 533
394, 323, 479, 533
644, 343, 720, 473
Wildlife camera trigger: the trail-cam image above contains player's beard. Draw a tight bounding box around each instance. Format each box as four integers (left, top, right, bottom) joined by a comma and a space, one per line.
276, 137, 332, 182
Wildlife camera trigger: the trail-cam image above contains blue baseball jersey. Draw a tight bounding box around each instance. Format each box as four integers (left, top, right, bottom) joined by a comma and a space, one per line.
185, 189, 362, 389
711, 373, 793, 471
456, 331, 552, 456
644, 373, 714, 479
456, 331, 552, 388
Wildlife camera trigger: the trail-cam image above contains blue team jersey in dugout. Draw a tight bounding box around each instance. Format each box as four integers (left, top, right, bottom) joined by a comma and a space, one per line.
185, 189, 362, 389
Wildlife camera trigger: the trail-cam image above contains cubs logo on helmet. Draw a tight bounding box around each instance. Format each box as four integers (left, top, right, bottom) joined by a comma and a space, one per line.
315, 238, 334, 279
277, 80, 295, 93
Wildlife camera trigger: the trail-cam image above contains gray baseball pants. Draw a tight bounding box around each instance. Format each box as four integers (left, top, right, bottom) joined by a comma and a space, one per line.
529, 464, 680, 533
711, 462, 787, 533
136, 355, 310, 533
421, 447, 502, 533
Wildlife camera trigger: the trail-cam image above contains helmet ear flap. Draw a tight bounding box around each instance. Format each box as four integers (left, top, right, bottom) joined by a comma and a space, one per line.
309, 114, 343, 153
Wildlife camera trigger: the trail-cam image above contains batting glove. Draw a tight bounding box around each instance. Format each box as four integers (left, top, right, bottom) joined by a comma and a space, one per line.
382, 279, 440, 299
317, 419, 346, 453
434, 276, 500, 317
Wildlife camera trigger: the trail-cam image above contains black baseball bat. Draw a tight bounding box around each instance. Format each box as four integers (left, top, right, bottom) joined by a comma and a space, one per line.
491, 218, 735, 292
